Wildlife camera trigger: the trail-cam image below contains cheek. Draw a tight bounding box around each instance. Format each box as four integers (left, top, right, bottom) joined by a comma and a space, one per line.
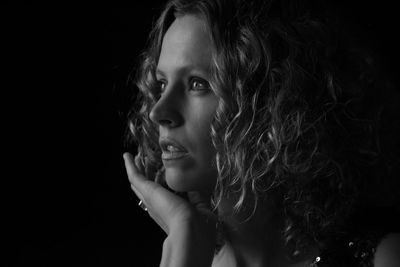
190, 110, 217, 162
164, 126, 217, 192
165, 104, 218, 192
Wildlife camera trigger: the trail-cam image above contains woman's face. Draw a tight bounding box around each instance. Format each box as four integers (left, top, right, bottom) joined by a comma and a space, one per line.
149, 15, 219, 192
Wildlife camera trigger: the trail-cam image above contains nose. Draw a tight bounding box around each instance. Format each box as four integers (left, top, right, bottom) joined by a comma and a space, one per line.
149, 90, 183, 128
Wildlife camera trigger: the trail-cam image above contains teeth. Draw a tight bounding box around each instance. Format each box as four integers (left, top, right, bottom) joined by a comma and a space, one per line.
167, 145, 182, 152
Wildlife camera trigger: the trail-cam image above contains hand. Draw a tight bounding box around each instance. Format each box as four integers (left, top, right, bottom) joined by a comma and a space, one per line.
123, 152, 217, 267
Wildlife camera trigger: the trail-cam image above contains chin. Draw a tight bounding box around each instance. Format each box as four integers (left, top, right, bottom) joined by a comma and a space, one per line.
165, 168, 216, 193
165, 171, 199, 192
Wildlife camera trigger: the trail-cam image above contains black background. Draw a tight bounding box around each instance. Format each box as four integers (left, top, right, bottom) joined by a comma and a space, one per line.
3, 1, 399, 266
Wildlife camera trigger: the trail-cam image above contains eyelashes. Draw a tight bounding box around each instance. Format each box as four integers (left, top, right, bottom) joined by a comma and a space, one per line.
189, 77, 211, 91
153, 76, 211, 98
156, 79, 166, 93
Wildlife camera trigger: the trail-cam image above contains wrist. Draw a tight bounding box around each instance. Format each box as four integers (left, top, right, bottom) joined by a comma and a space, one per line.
160, 219, 216, 267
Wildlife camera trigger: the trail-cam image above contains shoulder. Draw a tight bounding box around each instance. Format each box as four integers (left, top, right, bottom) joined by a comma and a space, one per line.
374, 232, 400, 267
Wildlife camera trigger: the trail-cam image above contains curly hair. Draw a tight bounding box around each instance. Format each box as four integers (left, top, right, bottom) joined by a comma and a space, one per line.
124, 0, 396, 259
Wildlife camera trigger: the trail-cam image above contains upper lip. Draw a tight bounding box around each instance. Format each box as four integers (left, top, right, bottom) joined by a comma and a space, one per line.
159, 137, 188, 153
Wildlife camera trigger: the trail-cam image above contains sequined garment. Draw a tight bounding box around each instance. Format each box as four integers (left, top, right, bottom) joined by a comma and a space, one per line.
312, 207, 399, 267
213, 207, 399, 266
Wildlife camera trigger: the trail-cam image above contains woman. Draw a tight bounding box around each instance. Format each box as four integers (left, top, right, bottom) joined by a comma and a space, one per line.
123, 0, 400, 266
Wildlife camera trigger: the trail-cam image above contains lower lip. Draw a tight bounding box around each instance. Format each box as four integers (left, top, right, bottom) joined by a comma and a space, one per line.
161, 151, 189, 160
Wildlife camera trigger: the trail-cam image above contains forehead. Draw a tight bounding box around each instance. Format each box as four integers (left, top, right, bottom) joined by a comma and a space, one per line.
157, 15, 212, 73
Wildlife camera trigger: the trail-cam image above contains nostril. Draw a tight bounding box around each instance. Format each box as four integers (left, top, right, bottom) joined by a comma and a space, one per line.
149, 101, 182, 127
159, 119, 174, 127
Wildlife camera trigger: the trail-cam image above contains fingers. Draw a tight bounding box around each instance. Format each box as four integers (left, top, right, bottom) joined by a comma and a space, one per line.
123, 152, 145, 185
123, 152, 158, 200
124, 152, 168, 233
123, 152, 151, 207
124, 153, 157, 206
124, 152, 189, 228
130, 184, 143, 203
124, 152, 216, 235
144, 156, 157, 181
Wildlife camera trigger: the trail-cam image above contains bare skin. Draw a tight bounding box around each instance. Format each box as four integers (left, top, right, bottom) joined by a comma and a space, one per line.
125, 152, 217, 267
125, 13, 400, 267
374, 233, 400, 267
124, 15, 319, 267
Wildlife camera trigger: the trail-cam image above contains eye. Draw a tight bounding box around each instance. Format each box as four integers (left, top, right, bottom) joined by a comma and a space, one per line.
189, 77, 211, 91
158, 80, 167, 91
155, 79, 167, 97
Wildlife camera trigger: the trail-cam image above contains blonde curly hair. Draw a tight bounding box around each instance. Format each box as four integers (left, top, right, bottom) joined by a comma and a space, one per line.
125, 0, 396, 259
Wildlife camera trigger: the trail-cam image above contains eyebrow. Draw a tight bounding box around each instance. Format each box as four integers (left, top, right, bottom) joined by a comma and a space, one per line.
155, 64, 210, 78
155, 68, 166, 77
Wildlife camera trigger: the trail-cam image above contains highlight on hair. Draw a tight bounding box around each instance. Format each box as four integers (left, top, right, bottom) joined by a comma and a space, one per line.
124, 0, 395, 258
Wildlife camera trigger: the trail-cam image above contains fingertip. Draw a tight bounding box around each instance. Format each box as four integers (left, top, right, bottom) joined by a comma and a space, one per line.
123, 153, 138, 175
134, 153, 140, 164
123, 152, 133, 161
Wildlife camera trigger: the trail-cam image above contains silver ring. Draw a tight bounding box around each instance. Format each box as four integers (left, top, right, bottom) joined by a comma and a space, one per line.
138, 200, 148, 211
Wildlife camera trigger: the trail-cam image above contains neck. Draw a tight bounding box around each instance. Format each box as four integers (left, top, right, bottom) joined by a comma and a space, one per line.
214, 193, 317, 267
